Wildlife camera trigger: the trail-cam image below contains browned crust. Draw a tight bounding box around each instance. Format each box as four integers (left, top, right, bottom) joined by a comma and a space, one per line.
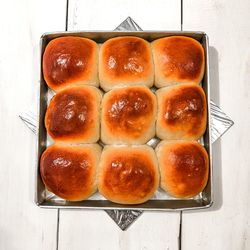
157, 84, 207, 140
43, 36, 97, 91
98, 146, 159, 204
102, 86, 156, 139
99, 36, 153, 84
152, 36, 205, 84
45, 86, 100, 143
157, 141, 209, 198
40, 144, 100, 201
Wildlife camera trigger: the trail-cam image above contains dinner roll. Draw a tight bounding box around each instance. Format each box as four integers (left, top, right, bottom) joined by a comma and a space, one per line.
156, 84, 207, 140
99, 36, 154, 91
43, 36, 99, 91
101, 86, 157, 144
98, 145, 159, 204
156, 141, 209, 198
152, 36, 205, 87
45, 86, 101, 143
40, 143, 102, 201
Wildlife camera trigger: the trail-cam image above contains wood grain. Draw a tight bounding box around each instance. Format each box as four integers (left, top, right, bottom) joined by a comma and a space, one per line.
2, 0, 245, 249
59, 210, 181, 250
67, 0, 181, 30
182, 0, 250, 249
58, 1, 182, 250
0, 0, 65, 249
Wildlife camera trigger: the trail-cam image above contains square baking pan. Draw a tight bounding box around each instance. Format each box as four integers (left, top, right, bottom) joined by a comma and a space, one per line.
36, 31, 213, 211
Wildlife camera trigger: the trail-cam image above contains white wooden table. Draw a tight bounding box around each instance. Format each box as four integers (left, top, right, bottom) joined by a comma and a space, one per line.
0, 0, 249, 249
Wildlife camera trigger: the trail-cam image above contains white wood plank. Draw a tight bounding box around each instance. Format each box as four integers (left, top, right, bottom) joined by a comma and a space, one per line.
67, 0, 181, 30
59, 210, 180, 250
59, 1, 181, 249
0, 0, 66, 249
182, 1, 250, 249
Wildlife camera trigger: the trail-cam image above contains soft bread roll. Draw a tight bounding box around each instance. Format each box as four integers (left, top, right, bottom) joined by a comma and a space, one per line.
152, 36, 205, 87
101, 86, 157, 144
98, 145, 159, 204
43, 36, 99, 91
156, 84, 207, 140
156, 140, 209, 198
40, 143, 102, 201
99, 36, 154, 91
45, 86, 101, 143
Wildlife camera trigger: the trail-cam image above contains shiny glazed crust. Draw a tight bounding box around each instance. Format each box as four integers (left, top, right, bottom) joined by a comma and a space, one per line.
101, 86, 157, 144
43, 36, 99, 91
98, 145, 159, 204
45, 86, 101, 143
156, 141, 209, 198
156, 84, 207, 140
40, 144, 102, 201
152, 36, 205, 87
99, 36, 154, 91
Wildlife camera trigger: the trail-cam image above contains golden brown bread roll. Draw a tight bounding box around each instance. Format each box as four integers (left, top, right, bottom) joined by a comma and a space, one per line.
152, 36, 205, 87
98, 145, 159, 204
156, 140, 209, 198
45, 86, 101, 143
101, 86, 157, 144
40, 143, 102, 201
43, 36, 99, 92
99, 36, 154, 91
156, 84, 207, 140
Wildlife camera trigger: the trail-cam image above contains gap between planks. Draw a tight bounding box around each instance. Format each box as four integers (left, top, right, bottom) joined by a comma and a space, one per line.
56, 209, 61, 250
65, 0, 69, 31
178, 211, 182, 250
181, 0, 183, 31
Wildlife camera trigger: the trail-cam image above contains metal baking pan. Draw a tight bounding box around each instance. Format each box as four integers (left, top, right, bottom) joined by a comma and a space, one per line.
36, 31, 213, 210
